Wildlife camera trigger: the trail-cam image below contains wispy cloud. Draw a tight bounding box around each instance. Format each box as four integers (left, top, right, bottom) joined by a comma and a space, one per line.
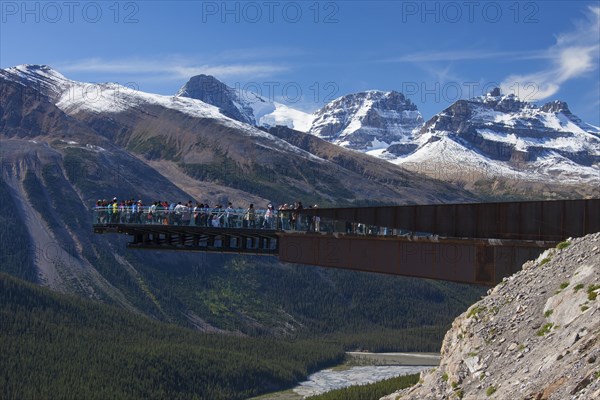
208, 47, 309, 62
58, 56, 290, 81
382, 49, 548, 63
420, 64, 462, 85
501, 6, 600, 101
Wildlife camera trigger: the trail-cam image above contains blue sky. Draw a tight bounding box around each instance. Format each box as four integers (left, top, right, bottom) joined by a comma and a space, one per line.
1, 1, 599, 125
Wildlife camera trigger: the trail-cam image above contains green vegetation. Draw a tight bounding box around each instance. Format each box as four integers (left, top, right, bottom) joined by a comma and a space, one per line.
140, 254, 482, 351
127, 135, 181, 161
574, 284, 585, 292
581, 305, 589, 312
442, 373, 449, 382
559, 282, 569, 290
537, 323, 554, 336
305, 373, 419, 400
467, 305, 487, 318
539, 257, 551, 266
0, 273, 345, 399
455, 388, 464, 398
556, 240, 571, 250
544, 309, 553, 318
588, 284, 600, 301
486, 385, 497, 396
537, 249, 557, 267
326, 326, 451, 353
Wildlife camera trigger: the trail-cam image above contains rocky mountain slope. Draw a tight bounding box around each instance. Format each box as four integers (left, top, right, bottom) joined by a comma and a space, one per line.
265, 125, 467, 203
383, 232, 600, 400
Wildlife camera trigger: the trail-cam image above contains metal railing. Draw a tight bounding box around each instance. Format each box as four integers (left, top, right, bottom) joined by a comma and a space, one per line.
93, 206, 279, 229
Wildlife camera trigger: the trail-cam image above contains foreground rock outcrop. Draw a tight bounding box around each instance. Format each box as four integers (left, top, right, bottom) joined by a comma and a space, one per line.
383, 233, 600, 400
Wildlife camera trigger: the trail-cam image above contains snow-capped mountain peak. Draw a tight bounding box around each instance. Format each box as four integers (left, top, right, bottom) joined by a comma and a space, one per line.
1, 64, 71, 100
384, 88, 600, 184
309, 90, 424, 152
175, 75, 314, 132
175, 74, 257, 125
6, 64, 68, 80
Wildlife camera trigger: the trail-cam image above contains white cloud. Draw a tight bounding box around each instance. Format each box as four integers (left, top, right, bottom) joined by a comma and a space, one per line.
58, 56, 289, 80
501, 6, 600, 101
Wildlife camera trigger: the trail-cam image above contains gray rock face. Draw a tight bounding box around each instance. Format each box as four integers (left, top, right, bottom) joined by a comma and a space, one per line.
176, 74, 257, 125
382, 232, 600, 400
309, 90, 424, 151
385, 143, 418, 157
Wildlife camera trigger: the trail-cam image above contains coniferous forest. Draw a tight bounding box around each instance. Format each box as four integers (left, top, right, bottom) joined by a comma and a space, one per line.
0, 272, 345, 399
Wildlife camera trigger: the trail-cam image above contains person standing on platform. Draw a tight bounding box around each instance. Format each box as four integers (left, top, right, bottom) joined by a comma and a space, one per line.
245, 203, 256, 229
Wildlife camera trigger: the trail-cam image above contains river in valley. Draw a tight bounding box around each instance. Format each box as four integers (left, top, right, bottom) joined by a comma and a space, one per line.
251, 352, 440, 400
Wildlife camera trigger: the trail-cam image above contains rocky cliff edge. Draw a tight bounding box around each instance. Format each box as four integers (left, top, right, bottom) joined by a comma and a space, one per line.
383, 232, 600, 400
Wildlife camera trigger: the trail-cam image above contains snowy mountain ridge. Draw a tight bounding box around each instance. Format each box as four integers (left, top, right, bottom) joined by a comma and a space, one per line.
380, 88, 600, 185
175, 73, 313, 132
3, 64, 598, 187
2, 65, 225, 118
0, 65, 324, 163
142, 70, 600, 187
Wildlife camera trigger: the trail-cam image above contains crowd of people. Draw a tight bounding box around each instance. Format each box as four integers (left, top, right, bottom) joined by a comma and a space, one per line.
93, 198, 321, 231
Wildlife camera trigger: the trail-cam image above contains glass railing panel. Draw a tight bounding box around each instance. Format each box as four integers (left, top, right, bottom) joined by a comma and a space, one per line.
92, 207, 427, 237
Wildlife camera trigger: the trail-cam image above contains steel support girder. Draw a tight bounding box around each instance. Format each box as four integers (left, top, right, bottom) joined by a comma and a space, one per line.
95, 224, 280, 255
278, 233, 555, 285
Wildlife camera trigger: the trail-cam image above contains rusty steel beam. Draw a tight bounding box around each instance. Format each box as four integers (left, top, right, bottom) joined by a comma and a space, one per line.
278, 233, 556, 285
302, 199, 600, 241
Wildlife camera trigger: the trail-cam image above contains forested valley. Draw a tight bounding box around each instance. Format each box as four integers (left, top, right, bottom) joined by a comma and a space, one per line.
0, 272, 346, 399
